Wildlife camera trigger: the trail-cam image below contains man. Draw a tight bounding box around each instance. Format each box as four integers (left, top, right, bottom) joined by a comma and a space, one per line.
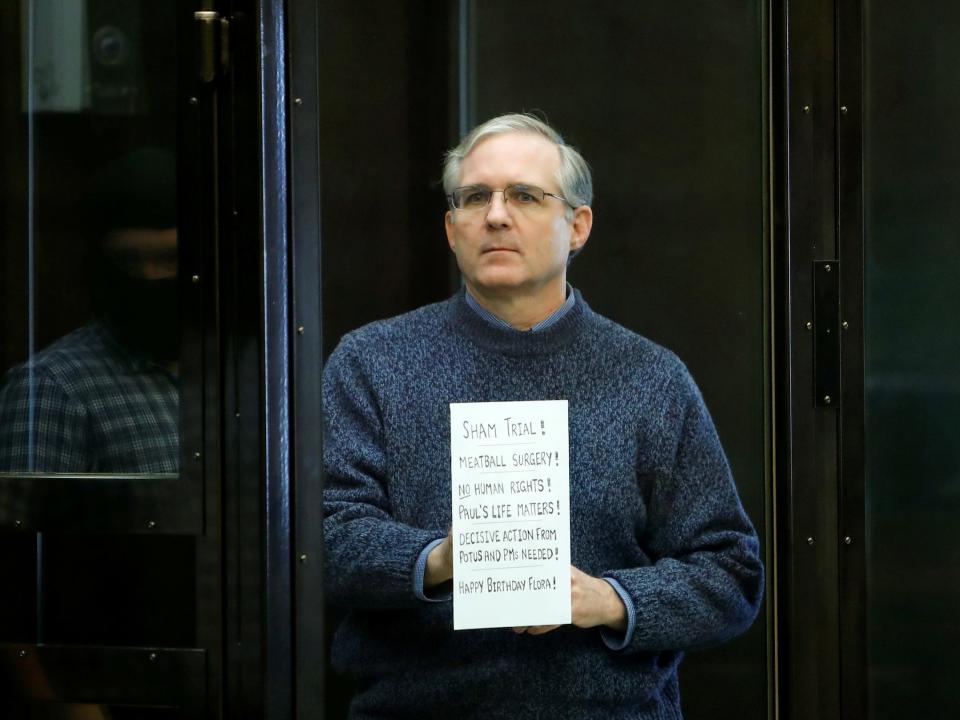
0, 147, 179, 474
323, 114, 763, 718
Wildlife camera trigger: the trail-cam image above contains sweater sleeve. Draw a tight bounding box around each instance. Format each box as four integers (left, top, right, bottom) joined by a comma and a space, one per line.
322, 337, 444, 609
602, 369, 764, 655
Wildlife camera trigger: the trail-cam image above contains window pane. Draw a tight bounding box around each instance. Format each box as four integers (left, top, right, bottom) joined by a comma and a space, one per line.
0, 1, 181, 475
473, 2, 768, 718
317, 3, 768, 716
317, 3, 456, 714
864, 1, 960, 715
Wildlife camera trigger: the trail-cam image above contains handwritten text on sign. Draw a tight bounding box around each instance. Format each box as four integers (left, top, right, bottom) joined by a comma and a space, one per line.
450, 400, 570, 630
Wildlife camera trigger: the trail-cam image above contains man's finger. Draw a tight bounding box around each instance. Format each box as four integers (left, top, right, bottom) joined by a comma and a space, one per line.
525, 624, 562, 635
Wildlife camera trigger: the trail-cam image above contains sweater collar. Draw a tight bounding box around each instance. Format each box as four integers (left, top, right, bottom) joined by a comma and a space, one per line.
447, 287, 590, 357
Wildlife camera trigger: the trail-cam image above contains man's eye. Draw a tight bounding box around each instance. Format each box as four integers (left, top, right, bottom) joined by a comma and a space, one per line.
463, 191, 488, 206
508, 186, 542, 204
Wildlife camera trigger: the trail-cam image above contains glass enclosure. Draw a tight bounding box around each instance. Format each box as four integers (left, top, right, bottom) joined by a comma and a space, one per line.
5, 1, 956, 716
319, 1, 769, 717
864, 1, 960, 716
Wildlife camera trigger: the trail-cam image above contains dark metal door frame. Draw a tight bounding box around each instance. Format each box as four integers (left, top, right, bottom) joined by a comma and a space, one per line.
286, 0, 325, 717
219, 0, 324, 717
773, 0, 868, 718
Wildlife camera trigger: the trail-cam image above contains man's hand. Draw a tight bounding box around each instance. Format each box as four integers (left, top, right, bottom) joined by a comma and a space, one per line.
513, 565, 627, 635
424, 531, 454, 587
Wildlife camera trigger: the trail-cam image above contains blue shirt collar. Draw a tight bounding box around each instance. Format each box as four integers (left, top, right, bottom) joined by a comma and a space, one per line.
464, 283, 576, 332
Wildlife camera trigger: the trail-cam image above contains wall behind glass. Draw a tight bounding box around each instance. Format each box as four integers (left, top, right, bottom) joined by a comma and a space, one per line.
319, 1, 455, 356
864, 2, 960, 716
473, 2, 767, 718
318, 2, 457, 715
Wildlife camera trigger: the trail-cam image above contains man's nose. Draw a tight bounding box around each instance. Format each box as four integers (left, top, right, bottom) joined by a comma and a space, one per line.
484, 191, 512, 226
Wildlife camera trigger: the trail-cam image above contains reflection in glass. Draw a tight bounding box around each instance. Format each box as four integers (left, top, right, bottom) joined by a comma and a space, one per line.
0, 2, 180, 475
0, 149, 179, 474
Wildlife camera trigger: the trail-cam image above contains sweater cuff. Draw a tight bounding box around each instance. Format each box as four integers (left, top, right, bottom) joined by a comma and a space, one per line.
413, 538, 452, 602
599, 577, 637, 651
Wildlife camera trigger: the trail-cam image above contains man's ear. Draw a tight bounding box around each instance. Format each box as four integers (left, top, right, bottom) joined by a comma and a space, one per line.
569, 205, 593, 253
445, 210, 457, 252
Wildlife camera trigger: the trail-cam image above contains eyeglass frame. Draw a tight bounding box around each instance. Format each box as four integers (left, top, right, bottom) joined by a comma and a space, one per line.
446, 183, 577, 212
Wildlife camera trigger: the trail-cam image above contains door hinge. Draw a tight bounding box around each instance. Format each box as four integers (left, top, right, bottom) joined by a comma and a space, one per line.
813, 260, 840, 407
194, 10, 229, 82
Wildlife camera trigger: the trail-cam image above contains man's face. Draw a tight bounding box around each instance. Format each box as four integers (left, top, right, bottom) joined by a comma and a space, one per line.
444, 132, 592, 300
97, 227, 179, 362
102, 227, 178, 279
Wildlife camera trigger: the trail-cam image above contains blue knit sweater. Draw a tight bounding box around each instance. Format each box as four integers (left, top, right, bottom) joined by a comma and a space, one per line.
323, 290, 763, 719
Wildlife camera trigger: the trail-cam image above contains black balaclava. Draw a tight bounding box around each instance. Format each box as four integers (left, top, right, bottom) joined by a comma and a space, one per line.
86, 147, 179, 363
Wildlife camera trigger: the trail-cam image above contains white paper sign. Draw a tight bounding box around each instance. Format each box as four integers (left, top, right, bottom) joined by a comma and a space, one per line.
449, 400, 571, 630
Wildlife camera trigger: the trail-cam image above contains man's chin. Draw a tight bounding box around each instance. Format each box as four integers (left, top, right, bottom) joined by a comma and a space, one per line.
469, 273, 529, 295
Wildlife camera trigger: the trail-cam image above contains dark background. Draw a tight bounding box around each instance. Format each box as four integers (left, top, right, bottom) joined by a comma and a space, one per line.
863, 0, 960, 715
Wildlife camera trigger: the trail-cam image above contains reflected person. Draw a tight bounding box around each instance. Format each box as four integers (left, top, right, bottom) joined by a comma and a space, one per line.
322, 114, 764, 718
0, 147, 179, 474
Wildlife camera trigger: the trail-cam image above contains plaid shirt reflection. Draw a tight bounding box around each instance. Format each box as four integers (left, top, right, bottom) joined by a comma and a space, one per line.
0, 323, 178, 473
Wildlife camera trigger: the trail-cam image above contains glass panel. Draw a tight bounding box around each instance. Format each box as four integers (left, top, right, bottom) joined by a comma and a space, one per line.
318, 1, 767, 717
472, 3, 767, 718
318, 4, 455, 714
318, 1, 454, 356
0, 1, 181, 475
864, 2, 960, 716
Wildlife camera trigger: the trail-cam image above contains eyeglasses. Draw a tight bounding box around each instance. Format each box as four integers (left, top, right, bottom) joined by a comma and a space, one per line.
447, 184, 574, 211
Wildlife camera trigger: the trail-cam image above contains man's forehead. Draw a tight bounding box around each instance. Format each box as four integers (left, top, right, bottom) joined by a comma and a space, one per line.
459, 132, 561, 184
103, 227, 178, 255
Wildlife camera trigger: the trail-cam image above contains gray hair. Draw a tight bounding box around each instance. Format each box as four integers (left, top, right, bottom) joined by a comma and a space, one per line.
442, 113, 593, 210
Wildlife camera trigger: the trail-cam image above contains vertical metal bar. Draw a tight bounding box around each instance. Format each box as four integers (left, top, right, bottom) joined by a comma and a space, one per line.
836, 0, 867, 717
762, 0, 778, 715
457, 0, 474, 136
221, 1, 270, 716
766, 0, 785, 714
259, 0, 293, 717
453, 0, 475, 294
25, 0, 42, 653
24, 0, 37, 469
287, 0, 325, 717
777, 0, 843, 717
184, 0, 223, 713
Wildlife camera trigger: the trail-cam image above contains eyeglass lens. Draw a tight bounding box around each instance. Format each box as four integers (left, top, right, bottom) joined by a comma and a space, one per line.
452, 185, 547, 209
